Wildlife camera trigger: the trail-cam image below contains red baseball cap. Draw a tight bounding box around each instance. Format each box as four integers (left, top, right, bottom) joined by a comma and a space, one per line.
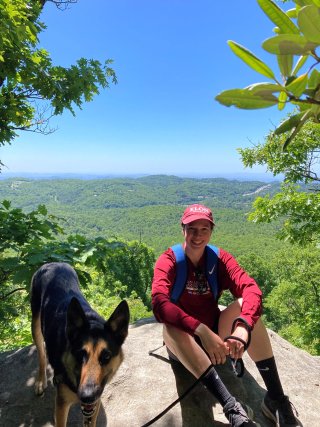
181, 204, 215, 225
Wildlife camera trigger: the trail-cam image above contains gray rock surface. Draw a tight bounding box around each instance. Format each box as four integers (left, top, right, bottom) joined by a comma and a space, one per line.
0, 317, 319, 426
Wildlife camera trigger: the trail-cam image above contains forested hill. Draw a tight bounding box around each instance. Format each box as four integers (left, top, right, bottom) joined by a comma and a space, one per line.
0, 175, 280, 210
0, 175, 282, 257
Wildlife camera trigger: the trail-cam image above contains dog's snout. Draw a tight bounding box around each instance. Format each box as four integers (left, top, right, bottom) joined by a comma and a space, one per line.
79, 382, 102, 403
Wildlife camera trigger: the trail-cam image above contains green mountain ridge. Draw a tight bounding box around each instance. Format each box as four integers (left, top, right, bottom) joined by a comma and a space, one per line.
0, 175, 280, 210
0, 175, 283, 256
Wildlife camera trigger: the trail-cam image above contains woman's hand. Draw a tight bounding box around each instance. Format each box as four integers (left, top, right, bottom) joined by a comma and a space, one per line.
195, 323, 229, 365
226, 324, 249, 360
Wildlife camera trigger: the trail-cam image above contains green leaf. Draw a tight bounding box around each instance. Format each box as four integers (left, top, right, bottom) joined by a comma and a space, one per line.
283, 125, 303, 150
257, 0, 300, 34
298, 5, 320, 43
0, 257, 20, 270
295, 0, 316, 6
79, 247, 96, 263
277, 54, 293, 77
278, 91, 288, 110
312, 0, 320, 7
245, 82, 283, 94
283, 110, 312, 149
310, 104, 320, 119
262, 34, 318, 55
28, 253, 47, 265
292, 55, 308, 75
286, 8, 298, 19
2, 200, 11, 210
227, 41, 275, 79
12, 267, 32, 286
308, 68, 320, 88
303, 88, 317, 96
290, 100, 313, 111
215, 88, 278, 109
274, 111, 310, 134
285, 73, 308, 97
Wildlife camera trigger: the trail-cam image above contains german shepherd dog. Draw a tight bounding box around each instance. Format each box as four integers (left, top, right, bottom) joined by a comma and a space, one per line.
31, 262, 130, 427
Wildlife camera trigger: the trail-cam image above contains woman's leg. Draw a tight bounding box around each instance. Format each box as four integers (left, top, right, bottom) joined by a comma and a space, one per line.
164, 324, 233, 404
163, 324, 211, 378
218, 300, 300, 425
163, 323, 256, 425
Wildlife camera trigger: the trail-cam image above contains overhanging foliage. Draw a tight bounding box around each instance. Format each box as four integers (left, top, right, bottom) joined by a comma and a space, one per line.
0, 0, 116, 167
215, 0, 320, 149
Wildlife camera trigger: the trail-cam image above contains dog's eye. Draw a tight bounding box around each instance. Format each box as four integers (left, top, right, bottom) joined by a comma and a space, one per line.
75, 349, 88, 364
99, 349, 111, 365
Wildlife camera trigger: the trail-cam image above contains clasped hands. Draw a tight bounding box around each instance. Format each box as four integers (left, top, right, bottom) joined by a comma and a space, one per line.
195, 323, 249, 366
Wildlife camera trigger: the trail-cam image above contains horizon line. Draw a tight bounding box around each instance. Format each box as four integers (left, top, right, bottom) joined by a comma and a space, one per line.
0, 171, 282, 183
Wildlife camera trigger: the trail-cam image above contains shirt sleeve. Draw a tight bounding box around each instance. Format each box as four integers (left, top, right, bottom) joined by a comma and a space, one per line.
218, 248, 263, 328
151, 249, 201, 335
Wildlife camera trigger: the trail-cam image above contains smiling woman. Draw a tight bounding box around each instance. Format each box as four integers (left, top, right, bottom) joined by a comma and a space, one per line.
151, 203, 301, 427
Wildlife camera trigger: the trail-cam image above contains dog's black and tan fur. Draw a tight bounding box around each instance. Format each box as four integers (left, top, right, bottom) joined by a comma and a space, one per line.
31, 262, 129, 427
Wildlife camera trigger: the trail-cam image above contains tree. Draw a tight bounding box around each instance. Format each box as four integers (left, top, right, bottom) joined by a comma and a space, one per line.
214, 0, 320, 245
0, 200, 155, 349
214, 0, 320, 355
215, 0, 320, 149
264, 247, 320, 355
239, 120, 320, 245
0, 0, 116, 168
0, 200, 155, 301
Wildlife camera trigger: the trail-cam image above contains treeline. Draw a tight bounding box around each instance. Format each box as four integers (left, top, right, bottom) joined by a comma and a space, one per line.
0, 175, 280, 211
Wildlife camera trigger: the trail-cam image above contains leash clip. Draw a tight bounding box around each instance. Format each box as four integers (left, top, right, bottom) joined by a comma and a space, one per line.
230, 357, 245, 377
224, 315, 252, 378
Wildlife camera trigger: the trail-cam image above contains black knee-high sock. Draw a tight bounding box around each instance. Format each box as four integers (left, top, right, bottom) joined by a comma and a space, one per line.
201, 366, 234, 406
256, 356, 284, 400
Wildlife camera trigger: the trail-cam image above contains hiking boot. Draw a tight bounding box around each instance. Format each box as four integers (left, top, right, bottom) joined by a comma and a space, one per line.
261, 393, 300, 426
223, 397, 257, 427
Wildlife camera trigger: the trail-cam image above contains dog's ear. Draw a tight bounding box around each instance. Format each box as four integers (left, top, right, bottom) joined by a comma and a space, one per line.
66, 297, 89, 341
105, 300, 130, 346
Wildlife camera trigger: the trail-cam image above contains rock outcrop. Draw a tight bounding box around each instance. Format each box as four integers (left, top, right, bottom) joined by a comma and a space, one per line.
0, 317, 319, 426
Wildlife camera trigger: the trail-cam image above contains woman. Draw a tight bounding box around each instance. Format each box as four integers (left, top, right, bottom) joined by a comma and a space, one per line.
152, 204, 299, 427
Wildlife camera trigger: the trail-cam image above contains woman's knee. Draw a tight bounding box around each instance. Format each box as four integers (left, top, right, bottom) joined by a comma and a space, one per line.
221, 298, 243, 319
218, 298, 243, 338
163, 325, 212, 376
163, 324, 192, 347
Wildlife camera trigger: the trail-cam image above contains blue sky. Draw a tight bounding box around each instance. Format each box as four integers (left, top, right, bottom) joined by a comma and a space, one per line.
1, 0, 294, 178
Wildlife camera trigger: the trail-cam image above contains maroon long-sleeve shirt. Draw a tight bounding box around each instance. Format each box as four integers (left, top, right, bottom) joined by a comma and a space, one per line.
152, 246, 262, 335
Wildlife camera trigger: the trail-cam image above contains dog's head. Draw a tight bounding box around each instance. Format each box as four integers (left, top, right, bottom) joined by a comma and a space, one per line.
63, 298, 130, 417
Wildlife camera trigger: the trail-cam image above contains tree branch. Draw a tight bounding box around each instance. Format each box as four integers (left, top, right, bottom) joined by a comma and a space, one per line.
40, 0, 78, 10
0, 287, 27, 300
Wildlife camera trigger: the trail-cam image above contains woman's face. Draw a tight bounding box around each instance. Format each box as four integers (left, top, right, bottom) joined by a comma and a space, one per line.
183, 219, 212, 253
